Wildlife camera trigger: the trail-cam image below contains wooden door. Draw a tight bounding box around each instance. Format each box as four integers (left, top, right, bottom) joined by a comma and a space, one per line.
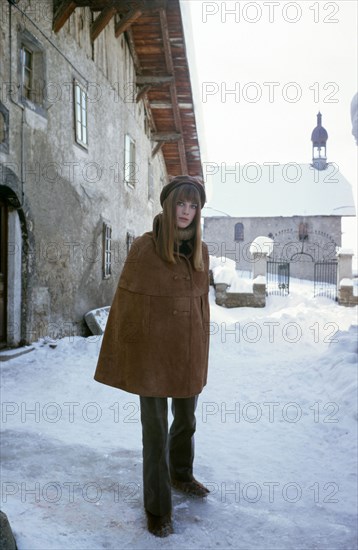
0, 200, 7, 346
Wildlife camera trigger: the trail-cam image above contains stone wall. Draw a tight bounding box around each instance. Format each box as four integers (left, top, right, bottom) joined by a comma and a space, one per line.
0, 1, 167, 343
337, 251, 358, 307
338, 284, 358, 307
214, 282, 266, 308
204, 215, 341, 281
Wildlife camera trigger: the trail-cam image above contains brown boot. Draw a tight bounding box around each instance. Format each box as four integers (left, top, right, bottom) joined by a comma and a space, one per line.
171, 477, 210, 497
146, 511, 173, 537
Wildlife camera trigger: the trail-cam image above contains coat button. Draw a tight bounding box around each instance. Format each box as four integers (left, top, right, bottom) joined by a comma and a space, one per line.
173, 310, 177, 315
173, 275, 178, 280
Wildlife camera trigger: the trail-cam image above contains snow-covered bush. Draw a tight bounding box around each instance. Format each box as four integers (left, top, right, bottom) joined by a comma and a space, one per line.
249, 236, 274, 256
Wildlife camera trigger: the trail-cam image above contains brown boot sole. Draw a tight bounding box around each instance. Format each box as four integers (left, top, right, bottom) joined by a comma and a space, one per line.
146, 511, 173, 537
171, 478, 210, 497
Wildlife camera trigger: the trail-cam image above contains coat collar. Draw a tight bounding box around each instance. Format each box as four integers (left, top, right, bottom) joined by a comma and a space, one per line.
152, 213, 195, 258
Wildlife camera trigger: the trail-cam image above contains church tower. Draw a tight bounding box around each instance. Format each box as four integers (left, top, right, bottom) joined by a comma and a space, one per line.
311, 112, 328, 170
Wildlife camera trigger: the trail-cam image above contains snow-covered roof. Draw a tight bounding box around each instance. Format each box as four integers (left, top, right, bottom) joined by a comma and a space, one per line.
203, 163, 356, 218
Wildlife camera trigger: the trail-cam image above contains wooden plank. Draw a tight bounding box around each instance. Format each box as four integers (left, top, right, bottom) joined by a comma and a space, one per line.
136, 75, 173, 85
136, 85, 151, 103
53, 0, 77, 32
159, 7, 187, 174
149, 102, 173, 108
91, 6, 117, 41
152, 132, 182, 142
115, 9, 142, 37
124, 27, 141, 74
151, 142, 164, 158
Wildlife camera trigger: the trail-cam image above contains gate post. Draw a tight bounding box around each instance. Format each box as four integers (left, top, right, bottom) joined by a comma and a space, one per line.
252, 251, 268, 279
336, 248, 357, 306
337, 248, 353, 281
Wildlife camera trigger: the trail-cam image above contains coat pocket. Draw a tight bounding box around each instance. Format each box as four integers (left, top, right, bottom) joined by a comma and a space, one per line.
172, 297, 190, 316
200, 295, 210, 342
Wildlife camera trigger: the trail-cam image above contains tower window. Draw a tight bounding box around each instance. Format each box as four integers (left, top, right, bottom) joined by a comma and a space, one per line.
299, 222, 309, 241
234, 222, 244, 242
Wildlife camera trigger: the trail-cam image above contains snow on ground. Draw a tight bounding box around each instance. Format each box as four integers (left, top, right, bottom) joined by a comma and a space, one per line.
210, 256, 254, 292
1, 281, 357, 550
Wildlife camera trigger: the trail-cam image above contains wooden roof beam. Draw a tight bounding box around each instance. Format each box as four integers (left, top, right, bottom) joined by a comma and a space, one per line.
135, 76, 173, 102
115, 9, 142, 37
159, 8, 188, 174
136, 75, 173, 85
91, 5, 118, 41
120, 0, 167, 12
136, 85, 151, 103
53, 0, 77, 33
72, 0, 153, 8
152, 132, 182, 142
124, 27, 141, 74
151, 142, 164, 158
149, 102, 173, 108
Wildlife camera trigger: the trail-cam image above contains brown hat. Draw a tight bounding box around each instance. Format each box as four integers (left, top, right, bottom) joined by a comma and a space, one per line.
160, 175, 206, 208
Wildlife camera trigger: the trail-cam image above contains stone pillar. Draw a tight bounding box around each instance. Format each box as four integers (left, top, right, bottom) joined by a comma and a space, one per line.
252, 251, 268, 279
7, 209, 22, 346
215, 283, 228, 306
336, 249, 357, 307
336, 249, 353, 283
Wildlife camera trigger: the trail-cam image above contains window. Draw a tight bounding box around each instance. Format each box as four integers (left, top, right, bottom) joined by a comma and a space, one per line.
103, 223, 112, 278
148, 161, 154, 201
234, 222, 244, 242
124, 134, 136, 186
21, 46, 33, 100
0, 102, 9, 154
126, 231, 135, 255
19, 30, 45, 110
299, 222, 309, 241
74, 80, 88, 148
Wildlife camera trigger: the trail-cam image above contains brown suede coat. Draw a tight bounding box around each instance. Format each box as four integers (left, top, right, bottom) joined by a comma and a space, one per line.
94, 230, 210, 398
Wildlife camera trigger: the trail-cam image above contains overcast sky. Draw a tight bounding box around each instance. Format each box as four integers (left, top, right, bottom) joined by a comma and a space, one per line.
181, 0, 357, 251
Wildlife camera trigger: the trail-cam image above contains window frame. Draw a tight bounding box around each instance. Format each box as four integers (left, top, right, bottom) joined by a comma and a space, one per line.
21, 46, 33, 101
0, 102, 9, 154
234, 222, 244, 242
124, 133, 137, 187
18, 29, 46, 114
102, 222, 112, 279
126, 231, 135, 255
298, 222, 309, 242
148, 161, 154, 202
73, 79, 88, 149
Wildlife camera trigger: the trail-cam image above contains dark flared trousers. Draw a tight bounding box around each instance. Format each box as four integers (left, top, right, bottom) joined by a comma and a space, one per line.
139, 395, 198, 516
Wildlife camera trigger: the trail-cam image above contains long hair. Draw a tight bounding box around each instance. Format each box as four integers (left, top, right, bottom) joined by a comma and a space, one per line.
156, 183, 204, 271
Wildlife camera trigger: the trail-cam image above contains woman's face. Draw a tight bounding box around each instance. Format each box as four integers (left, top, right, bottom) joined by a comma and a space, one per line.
175, 199, 198, 228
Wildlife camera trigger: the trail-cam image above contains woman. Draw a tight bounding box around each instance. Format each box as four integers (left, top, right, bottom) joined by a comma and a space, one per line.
94, 175, 210, 537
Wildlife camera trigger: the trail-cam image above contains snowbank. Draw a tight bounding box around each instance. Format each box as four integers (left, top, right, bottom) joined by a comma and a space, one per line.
210, 255, 254, 291
1, 285, 357, 549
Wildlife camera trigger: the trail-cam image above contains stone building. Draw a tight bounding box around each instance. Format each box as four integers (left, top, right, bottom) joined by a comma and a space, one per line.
203, 114, 356, 281
0, 0, 202, 347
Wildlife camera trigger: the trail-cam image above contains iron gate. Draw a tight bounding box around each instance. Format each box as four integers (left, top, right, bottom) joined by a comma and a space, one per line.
314, 260, 338, 300
266, 260, 290, 296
